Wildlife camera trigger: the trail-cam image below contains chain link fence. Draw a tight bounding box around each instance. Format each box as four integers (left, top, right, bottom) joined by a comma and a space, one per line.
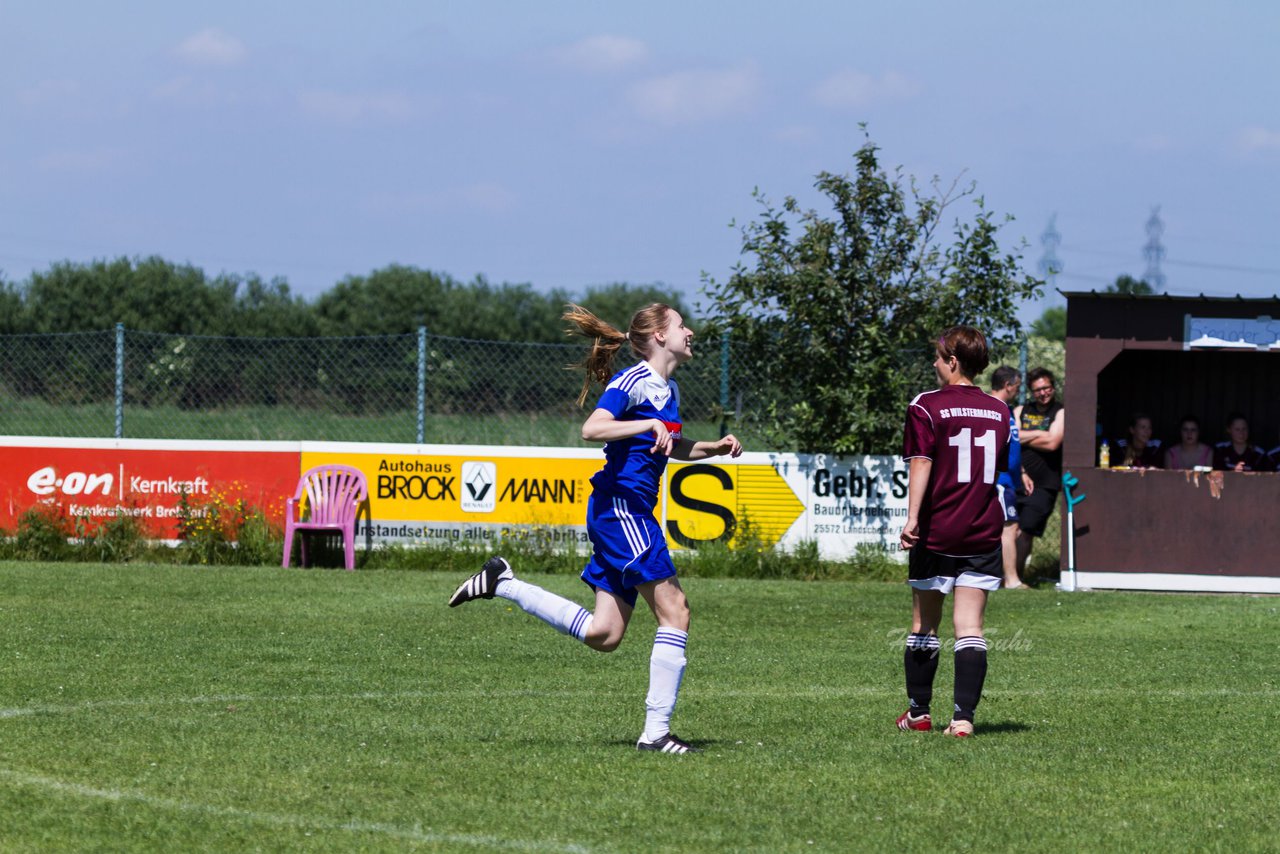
0, 327, 742, 446
0, 327, 1046, 448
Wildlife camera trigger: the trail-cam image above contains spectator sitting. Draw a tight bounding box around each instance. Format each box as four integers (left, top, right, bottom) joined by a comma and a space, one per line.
1113, 413, 1162, 468
1212, 413, 1272, 472
1164, 415, 1213, 469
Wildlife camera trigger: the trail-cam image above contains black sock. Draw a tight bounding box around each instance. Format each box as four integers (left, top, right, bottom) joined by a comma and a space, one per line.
904, 633, 940, 716
953, 636, 989, 723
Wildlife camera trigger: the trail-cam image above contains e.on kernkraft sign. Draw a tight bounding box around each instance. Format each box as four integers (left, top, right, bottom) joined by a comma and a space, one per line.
0, 439, 300, 539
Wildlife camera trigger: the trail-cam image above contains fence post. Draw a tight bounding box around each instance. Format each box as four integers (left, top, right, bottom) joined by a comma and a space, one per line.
1019, 336, 1029, 402
719, 330, 730, 438
416, 326, 426, 444
115, 322, 125, 439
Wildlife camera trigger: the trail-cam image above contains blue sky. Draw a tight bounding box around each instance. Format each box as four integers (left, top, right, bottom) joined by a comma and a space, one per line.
3, 1, 1278, 323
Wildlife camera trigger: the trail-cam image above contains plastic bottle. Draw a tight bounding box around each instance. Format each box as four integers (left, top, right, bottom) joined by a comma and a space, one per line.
1099, 440, 1110, 469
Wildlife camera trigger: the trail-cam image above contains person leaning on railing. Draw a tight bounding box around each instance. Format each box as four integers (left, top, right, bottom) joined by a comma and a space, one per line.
1113, 413, 1162, 468
1212, 413, 1273, 472
1164, 414, 1213, 470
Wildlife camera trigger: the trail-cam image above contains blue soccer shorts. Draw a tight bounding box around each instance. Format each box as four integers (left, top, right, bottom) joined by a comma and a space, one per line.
996, 482, 1019, 524
580, 492, 677, 608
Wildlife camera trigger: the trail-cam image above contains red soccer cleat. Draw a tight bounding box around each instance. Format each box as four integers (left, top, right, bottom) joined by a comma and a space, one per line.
896, 710, 932, 732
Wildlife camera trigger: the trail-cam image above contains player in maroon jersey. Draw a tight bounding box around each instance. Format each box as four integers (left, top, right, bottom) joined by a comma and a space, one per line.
1113, 413, 1163, 468
1212, 413, 1273, 472
896, 325, 1010, 738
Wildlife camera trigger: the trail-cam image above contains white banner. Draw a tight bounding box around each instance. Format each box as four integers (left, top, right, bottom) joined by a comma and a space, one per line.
774, 453, 910, 558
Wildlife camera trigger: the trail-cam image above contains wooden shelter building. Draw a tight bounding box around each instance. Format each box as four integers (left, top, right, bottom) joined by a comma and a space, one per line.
1061, 291, 1280, 593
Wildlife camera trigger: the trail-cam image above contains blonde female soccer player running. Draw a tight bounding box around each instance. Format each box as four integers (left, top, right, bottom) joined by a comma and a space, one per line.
896, 326, 1010, 737
449, 303, 742, 753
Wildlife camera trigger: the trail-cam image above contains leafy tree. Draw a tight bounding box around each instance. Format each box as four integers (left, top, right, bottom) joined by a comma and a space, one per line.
0, 277, 24, 334
24, 257, 230, 334
705, 135, 1042, 453
12, 255, 704, 342
1030, 305, 1066, 342
443, 276, 572, 343
312, 265, 458, 337
310, 266, 565, 341
310, 266, 692, 342
573, 282, 693, 333
226, 275, 318, 338
1108, 274, 1155, 295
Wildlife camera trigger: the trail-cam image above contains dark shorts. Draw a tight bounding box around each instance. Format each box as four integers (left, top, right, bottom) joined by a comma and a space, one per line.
907, 545, 1002, 593
1017, 487, 1060, 537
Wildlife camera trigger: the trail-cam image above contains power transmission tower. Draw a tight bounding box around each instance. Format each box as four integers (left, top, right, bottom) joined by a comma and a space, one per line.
1039, 214, 1063, 286
1143, 206, 1166, 291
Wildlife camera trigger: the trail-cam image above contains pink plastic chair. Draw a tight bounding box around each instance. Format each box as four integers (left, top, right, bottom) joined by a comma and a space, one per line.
282, 464, 368, 570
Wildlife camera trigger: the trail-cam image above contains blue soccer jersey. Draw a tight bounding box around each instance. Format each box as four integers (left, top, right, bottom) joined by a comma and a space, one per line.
997, 403, 1021, 492
590, 362, 682, 508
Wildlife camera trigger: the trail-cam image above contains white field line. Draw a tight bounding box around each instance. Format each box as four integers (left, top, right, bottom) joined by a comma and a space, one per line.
1, 684, 1274, 849
0, 691, 440, 719
0, 767, 590, 853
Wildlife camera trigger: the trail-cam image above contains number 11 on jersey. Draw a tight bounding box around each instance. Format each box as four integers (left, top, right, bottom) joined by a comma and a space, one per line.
948, 427, 997, 484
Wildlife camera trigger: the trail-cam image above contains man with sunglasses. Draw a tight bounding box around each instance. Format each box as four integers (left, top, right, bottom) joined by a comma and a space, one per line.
1013, 368, 1064, 580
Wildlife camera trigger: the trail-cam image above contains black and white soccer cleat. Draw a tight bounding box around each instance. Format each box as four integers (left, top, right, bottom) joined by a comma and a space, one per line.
448, 556, 514, 607
636, 733, 700, 754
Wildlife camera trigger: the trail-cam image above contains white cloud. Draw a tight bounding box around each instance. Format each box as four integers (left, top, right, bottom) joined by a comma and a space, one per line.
627, 65, 759, 125
298, 90, 414, 124
553, 34, 648, 72
174, 28, 248, 67
1237, 126, 1280, 153
811, 69, 920, 109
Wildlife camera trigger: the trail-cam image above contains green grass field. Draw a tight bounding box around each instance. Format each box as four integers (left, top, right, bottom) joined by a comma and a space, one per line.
2, 562, 1273, 852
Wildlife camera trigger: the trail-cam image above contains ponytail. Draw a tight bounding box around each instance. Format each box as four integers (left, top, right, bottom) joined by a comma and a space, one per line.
562, 302, 671, 407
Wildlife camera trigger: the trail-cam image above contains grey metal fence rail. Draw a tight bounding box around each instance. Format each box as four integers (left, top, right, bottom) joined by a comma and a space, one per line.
0, 327, 1042, 448
0, 327, 740, 446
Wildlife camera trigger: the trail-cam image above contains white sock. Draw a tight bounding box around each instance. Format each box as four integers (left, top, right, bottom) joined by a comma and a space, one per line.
643, 627, 688, 741
495, 578, 593, 642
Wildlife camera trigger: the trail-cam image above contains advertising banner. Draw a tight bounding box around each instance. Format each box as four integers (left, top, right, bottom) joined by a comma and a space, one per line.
0, 438, 299, 539
300, 443, 908, 559
299, 444, 601, 549
785, 453, 911, 556
0, 438, 909, 559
